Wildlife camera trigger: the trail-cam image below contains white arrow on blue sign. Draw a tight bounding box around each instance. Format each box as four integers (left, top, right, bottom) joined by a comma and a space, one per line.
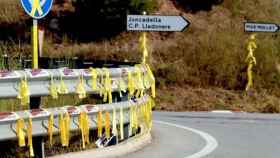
245, 22, 279, 33
127, 15, 190, 32
20, 0, 53, 19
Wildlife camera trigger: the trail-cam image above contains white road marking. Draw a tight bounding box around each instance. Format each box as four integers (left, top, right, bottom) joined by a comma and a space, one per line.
154, 120, 218, 158
211, 110, 233, 114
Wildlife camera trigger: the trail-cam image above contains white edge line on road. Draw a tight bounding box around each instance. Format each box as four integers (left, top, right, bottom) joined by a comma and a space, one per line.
154, 120, 218, 158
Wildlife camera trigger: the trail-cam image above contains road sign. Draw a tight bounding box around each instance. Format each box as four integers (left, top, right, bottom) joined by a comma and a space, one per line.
20, 0, 53, 19
245, 22, 279, 33
127, 15, 190, 32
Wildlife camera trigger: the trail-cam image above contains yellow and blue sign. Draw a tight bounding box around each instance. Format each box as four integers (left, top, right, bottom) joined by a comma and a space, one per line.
20, 0, 53, 19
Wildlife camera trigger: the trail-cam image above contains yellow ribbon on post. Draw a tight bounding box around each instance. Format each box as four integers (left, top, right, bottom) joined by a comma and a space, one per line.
139, 32, 148, 64
31, 0, 43, 16
16, 118, 26, 147
112, 108, 118, 137
27, 117, 34, 157
145, 64, 156, 98
245, 34, 257, 92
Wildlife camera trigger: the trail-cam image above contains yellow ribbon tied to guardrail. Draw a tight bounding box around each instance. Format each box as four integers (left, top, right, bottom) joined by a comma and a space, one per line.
145, 64, 156, 98
100, 68, 112, 103
58, 76, 68, 95
49, 75, 58, 99
16, 118, 26, 147
90, 68, 98, 91
27, 117, 34, 157
105, 111, 111, 139
128, 71, 136, 98
139, 32, 148, 64
112, 108, 118, 137
245, 34, 257, 92
97, 110, 103, 138
48, 113, 54, 146
59, 113, 70, 147
135, 65, 145, 98
117, 78, 126, 98
31, 0, 43, 16
17, 75, 30, 106
129, 105, 138, 136
76, 75, 87, 99
119, 107, 124, 140
79, 111, 90, 149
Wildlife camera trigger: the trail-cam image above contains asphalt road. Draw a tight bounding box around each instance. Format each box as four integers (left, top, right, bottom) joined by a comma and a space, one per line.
125, 111, 280, 158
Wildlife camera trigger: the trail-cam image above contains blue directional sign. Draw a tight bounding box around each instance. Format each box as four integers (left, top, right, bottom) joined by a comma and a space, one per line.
20, 0, 53, 19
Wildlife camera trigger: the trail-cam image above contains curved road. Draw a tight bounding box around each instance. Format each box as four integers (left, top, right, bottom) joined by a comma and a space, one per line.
125, 112, 280, 158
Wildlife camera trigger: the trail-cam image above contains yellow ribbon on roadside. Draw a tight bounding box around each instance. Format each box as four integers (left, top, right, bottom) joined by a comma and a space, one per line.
31, 0, 43, 16
79, 111, 90, 149
59, 113, 70, 147
49, 75, 58, 99
16, 118, 26, 147
76, 75, 87, 99
58, 76, 68, 95
27, 117, 34, 157
48, 114, 54, 146
128, 71, 135, 98
119, 107, 124, 140
90, 68, 98, 91
101, 68, 112, 103
145, 64, 156, 98
105, 112, 111, 139
112, 108, 118, 137
245, 34, 257, 92
17, 75, 30, 106
97, 110, 103, 138
139, 32, 148, 63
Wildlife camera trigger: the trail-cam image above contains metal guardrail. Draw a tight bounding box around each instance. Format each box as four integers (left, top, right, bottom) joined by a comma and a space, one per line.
0, 95, 150, 141
0, 65, 151, 98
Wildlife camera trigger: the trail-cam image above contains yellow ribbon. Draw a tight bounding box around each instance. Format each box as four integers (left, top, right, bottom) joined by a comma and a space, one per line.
28, 117, 34, 157
58, 76, 68, 95
97, 110, 103, 138
17, 75, 30, 106
117, 79, 126, 98
16, 118, 26, 147
112, 108, 118, 137
101, 68, 112, 103
31, 0, 43, 16
245, 34, 257, 91
128, 71, 135, 98
90, 68, 98, 91
49, 75, 58, 99
59, 113, 70, 147
105, 111, 111, 139
79, 111, 90, 149
76, 75, 87, 99
48, 114, 54, 146
139, 32, 148, 63
119, 107, 124, 140
145, 64, 156, 98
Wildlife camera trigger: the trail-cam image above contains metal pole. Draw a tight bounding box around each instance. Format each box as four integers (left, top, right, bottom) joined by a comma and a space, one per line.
32, 19, 39, 69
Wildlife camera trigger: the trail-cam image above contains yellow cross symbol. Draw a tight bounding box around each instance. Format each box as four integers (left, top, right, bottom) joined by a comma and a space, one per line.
31, 0, 43, 16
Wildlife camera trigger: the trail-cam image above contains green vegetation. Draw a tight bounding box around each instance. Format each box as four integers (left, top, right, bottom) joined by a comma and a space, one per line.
0, 0, 280, 112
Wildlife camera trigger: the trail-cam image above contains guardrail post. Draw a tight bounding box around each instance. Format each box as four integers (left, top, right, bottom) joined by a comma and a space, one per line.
33, 137, 45, 158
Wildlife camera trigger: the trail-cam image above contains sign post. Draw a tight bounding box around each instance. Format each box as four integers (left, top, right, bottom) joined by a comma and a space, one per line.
20, 1, 53, 157
20, 0, 53, 69
127, 14, 190, 63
